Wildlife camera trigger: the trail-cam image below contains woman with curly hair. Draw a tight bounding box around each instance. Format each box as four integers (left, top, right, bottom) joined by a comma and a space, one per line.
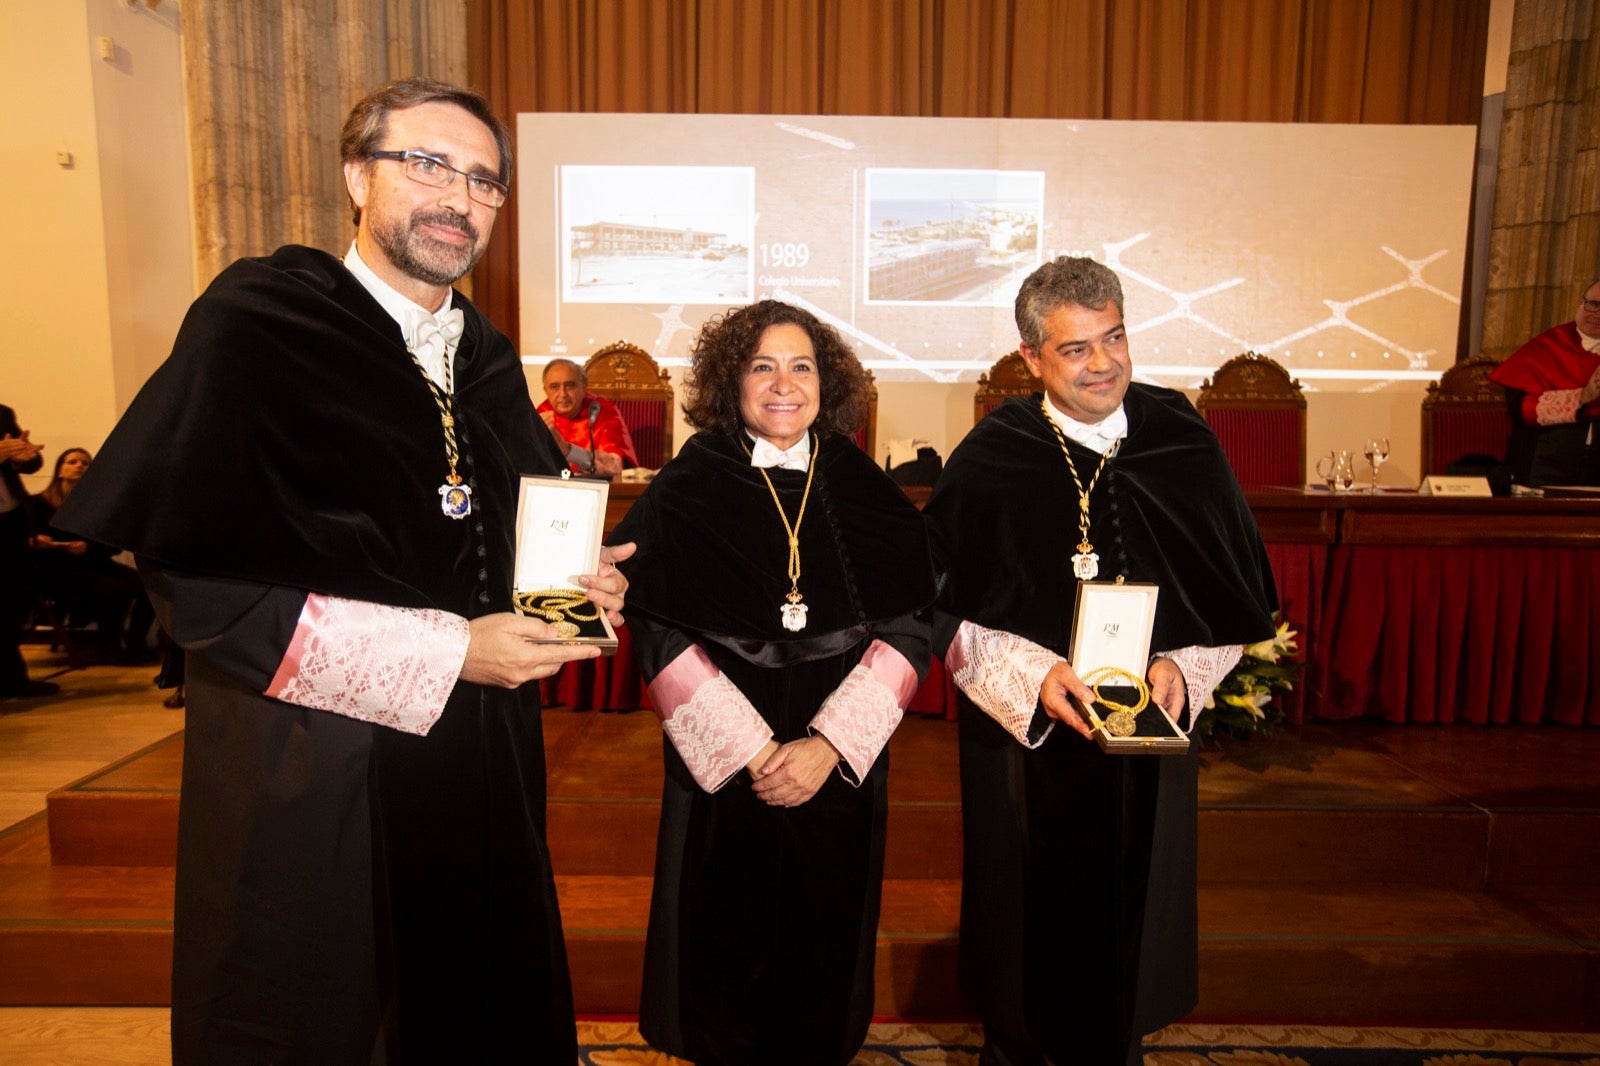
612, 300, 936, 1064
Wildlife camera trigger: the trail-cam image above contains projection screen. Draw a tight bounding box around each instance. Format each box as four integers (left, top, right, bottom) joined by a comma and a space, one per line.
516, 113, 1476, 391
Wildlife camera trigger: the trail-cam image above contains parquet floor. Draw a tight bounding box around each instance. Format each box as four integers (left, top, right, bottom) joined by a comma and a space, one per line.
0, 648, 177, 1065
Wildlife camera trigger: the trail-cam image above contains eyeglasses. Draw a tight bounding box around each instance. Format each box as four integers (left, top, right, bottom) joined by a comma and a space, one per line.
368, 149, 509, 209
1582, 298, 1600, 313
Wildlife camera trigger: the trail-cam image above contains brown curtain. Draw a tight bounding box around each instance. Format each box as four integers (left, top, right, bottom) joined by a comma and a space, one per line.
467, 0, 1489, 341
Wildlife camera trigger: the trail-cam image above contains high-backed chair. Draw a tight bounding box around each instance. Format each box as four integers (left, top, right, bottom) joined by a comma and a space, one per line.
1419, 357, 1512, 475
851, 373, 879, 459
973, 350, 1041, 423
583, 341, 674, 469
1195, 351, 1307, 489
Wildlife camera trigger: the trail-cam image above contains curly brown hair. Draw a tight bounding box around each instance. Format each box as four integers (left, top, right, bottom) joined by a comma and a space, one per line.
682, 301, 872, 438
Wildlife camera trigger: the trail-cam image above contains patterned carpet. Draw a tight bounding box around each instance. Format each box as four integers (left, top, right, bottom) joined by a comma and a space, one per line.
576, 1020, 1600, 1064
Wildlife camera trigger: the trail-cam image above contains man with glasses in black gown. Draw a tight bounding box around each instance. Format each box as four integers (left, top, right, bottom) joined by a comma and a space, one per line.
58, 77, 632, 1063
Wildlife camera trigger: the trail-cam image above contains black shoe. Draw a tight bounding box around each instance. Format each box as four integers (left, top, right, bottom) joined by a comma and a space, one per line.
0, 679, 60, 699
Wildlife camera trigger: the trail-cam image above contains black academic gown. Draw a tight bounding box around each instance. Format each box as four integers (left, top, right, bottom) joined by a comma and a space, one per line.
612, 430, 936, 1066
925, 389, 1276, 1066
56, 245, 577, 1065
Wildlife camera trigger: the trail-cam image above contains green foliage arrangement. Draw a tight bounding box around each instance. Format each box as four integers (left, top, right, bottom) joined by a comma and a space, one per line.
1195, 615, 1301, 741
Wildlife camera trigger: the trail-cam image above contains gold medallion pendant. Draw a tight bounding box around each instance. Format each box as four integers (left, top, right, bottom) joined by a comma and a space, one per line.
1103, 709, 1138, 736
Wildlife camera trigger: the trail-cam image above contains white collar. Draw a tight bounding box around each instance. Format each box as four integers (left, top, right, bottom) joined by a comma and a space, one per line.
1579, 327, 1600, 354
342, 243, 454, 328
344, 244, 459, 388
1041, 395, 1127, 455
748, 432, 812, 471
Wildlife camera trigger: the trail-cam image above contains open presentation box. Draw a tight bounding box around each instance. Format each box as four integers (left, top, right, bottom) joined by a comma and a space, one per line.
1068, 581, 1189, 754
512, 473, 618, 652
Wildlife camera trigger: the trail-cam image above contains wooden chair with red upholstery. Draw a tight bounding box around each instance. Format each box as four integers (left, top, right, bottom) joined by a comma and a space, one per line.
972, 350, 1042, 424
582, 341, 675, 469
851, 373, 879, 459
1195, 351, 1307, 489
1419, 357, 1512, 475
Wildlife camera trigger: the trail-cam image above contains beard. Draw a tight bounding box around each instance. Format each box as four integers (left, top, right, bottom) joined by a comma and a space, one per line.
369, 208, 485, 286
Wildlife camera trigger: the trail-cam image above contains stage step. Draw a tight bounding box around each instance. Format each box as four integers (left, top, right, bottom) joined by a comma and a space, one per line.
8, 714, 1599, 1029
12, 856, 1586, 1030
45, 734, 180, 867
46, 718, 1600, 891
0, 815, 172, 1006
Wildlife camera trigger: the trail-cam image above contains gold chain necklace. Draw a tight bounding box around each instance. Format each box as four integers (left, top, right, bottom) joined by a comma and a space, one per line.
1082, 665, 1151, 736
408, 345, 471, 519
1040, 396, 1117, 581
741, 433, 818, 632
513, 589, 602, 639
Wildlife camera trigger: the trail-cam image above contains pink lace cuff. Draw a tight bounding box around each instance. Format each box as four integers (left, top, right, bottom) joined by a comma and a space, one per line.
1156, 644, 1242, 733
947, 620, 1060, 749
649, 644, 772, 793
1535, 389, 1581, 425
809, 640, 914, 785
264, 594, 470, 736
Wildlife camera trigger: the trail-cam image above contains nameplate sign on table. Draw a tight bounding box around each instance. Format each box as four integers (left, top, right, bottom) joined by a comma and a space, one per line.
1418, 475, 1493, 497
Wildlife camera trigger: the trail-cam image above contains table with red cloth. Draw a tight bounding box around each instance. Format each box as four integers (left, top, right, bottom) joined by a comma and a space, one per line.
551, 483, 1600, 726
1303, 491, 1600, 725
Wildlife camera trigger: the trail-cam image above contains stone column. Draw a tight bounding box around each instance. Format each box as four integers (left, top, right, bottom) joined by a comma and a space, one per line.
1481, 0, 1600, 360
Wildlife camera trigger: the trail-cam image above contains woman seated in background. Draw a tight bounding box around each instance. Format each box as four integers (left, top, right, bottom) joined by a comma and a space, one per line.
27, 448, 155, 661
611, 300, 936, 1065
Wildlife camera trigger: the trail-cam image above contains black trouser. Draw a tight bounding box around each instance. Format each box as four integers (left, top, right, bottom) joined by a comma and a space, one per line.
0, 507, 32, 691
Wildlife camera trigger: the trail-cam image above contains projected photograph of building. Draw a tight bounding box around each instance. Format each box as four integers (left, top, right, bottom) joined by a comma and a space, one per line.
865, 168, 1043, 305
562, 164, 753, 304
571, 221, 728, 255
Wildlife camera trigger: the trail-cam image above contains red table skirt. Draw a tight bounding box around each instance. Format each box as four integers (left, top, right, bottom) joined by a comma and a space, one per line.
1263, 542, 1327, 725
1316, 545, 1600, 724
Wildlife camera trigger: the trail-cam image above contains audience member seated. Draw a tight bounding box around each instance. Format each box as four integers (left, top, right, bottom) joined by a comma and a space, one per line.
1, 403, 55, 698
26, 448, 155, 662
538, 358, 638, 477
1488, 278, 1600, 487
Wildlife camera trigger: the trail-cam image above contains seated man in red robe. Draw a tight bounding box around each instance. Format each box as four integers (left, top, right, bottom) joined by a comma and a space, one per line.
538, 359, 639, 477
1489, 278, 1600, 486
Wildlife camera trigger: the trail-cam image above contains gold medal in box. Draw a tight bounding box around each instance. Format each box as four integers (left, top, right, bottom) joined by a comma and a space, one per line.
1067, 581, 1189, 754
512, 472, 618, 651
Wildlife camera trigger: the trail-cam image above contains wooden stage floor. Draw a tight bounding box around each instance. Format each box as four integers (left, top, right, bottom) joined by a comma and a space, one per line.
2, 649, 1597, 1032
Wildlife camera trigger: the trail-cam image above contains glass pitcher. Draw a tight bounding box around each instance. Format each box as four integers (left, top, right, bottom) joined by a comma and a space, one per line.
1316, 450, 1357, 492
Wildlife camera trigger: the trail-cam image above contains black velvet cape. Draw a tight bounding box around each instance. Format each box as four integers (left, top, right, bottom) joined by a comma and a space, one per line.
612, 431, 936, 1065
925, 388, 1276, 1066
57, 246, 577, 1064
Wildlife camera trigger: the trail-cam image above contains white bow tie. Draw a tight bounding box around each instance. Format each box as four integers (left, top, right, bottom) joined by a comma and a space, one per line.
406, 307, 465, 363
750, 437, 810, 471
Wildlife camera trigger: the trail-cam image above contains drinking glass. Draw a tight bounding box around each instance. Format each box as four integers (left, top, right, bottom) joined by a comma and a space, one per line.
1363, 438, 1390, 492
